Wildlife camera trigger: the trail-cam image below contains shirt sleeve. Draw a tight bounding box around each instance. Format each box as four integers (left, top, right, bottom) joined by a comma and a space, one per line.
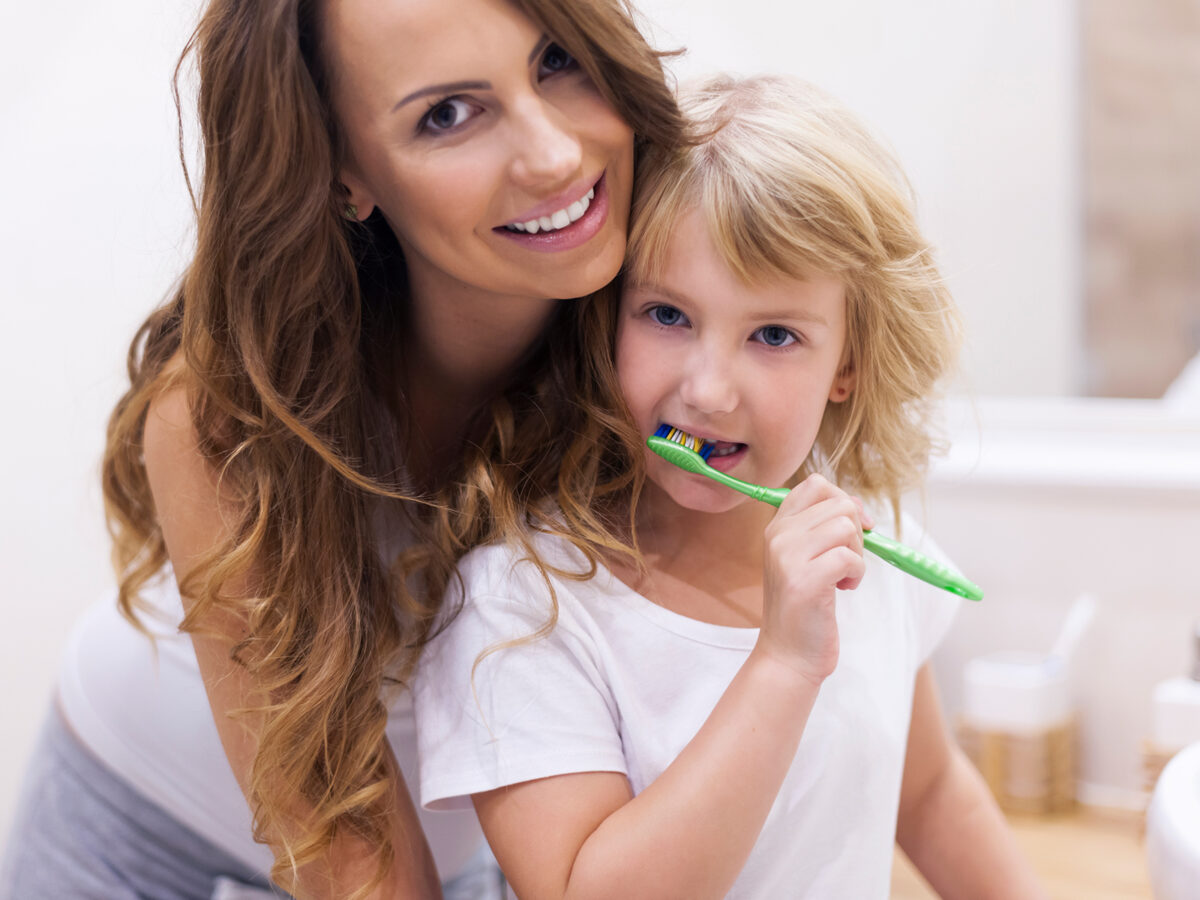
413, 545, 628, 811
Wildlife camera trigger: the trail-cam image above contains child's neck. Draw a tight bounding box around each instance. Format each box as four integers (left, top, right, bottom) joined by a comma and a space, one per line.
620, 486, 778, 628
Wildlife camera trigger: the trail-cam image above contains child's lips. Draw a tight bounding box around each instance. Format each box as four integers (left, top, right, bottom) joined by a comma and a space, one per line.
704, 441, 747, 471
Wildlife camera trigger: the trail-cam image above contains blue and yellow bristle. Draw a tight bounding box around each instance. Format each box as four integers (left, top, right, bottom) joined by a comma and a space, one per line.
654, 423, 714, 460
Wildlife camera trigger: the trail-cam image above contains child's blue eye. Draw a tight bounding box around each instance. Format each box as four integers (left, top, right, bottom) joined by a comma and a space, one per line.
754, 325, 797, 348
538, 43, 578, 78
649, 305, 687, 327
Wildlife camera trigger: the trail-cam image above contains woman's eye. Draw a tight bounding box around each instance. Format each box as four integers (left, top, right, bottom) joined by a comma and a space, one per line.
538, 42, 578, 78
649, 305, 687, 328
420, 97, 478, 133
754, 325, 797, 348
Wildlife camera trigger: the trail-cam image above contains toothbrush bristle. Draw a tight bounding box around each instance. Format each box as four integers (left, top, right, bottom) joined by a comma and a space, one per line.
655, 424, 713, 460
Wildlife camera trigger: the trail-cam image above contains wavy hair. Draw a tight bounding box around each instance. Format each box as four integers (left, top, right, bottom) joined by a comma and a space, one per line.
432, 74, 963, 652
625, 74, 962, 520
101, 0, 685, 895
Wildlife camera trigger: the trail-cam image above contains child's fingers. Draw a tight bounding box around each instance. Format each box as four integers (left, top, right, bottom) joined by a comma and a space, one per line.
851, 495, 875, 532
769, 488, 865, 550
767, 512, 864, 576
777, 476, 868, 532
776, 473, 838, 513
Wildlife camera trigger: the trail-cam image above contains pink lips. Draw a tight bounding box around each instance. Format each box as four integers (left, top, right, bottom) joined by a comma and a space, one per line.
494, 173, 609, 253
703, 441, 747, 473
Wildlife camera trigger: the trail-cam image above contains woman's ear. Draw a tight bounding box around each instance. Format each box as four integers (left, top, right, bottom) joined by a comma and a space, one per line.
338, 168, 377, 222
829, 362, 856, 403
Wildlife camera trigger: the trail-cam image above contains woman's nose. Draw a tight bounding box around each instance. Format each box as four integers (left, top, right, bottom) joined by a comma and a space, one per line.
508, 99, 583, 188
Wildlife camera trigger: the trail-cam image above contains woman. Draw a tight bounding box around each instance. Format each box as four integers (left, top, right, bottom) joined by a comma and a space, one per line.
0, 0, 685, 897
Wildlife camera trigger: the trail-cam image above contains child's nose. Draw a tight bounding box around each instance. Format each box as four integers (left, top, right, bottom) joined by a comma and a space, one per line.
679, 349, 738, 415
508, 99, 583, 188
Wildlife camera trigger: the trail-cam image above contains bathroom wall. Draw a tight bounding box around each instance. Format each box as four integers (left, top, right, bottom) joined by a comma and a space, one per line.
922, 397, 1200, 807
636, 0, 1084, 397
0, 0, 198, 851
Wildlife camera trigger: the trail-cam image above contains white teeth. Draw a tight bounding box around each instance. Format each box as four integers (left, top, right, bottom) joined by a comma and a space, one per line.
503, 185, 595, 234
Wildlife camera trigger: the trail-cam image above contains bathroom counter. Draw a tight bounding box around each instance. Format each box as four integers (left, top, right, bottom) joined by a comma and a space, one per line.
891, 807, 1151, 899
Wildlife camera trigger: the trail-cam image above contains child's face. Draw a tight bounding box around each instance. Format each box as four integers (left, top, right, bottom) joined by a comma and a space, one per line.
616, 208, 854, 515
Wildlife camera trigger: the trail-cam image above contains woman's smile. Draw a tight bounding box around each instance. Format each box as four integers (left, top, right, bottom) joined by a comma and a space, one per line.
496, 172, 608, 251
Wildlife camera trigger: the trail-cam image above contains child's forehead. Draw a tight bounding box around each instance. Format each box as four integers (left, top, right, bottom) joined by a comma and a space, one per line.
623, 207, 844, 308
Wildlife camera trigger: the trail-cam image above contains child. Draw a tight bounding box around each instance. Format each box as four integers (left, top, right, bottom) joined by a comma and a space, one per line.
413, 75, 1045, 898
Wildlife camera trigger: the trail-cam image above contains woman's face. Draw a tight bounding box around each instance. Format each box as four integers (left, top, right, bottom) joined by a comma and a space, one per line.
324, 0, 636, 306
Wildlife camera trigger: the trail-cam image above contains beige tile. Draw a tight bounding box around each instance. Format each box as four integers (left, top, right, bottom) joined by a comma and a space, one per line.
891, 808, 1153, 899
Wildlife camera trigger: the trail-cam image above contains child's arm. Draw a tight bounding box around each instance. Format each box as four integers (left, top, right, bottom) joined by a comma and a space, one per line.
895, 665, 1049, 899
472, 475, 868, 900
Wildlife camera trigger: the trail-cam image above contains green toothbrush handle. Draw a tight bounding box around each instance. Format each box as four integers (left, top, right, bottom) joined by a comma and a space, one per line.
862, 530, 983, 601
644, 435, 983, 601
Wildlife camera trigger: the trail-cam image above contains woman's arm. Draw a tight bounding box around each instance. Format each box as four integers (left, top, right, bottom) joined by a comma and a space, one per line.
143, 384, 441, 900
895, 665, 1048, 900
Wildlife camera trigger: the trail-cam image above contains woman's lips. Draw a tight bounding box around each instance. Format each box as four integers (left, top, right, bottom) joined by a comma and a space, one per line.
493, 173, 609, 253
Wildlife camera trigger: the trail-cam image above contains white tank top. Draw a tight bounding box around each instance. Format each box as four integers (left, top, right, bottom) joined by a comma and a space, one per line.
56, 575, 484, 881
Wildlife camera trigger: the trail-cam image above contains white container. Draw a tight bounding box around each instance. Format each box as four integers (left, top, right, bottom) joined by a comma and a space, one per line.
962, 651, 1072, 734
1153, 677, 1200, 751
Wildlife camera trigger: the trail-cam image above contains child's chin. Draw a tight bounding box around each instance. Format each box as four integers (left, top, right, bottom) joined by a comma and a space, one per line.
659, 480, 747, 515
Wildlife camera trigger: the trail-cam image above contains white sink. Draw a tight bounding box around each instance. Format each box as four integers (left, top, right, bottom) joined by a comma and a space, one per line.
1147, 741, 1200, 899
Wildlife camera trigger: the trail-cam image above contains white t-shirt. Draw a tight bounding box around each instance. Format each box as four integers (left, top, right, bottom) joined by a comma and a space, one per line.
57, 573, 485, 882
414, 516, 961, 898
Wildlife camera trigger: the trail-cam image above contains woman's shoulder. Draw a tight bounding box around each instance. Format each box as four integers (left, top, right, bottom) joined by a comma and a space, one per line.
141, 355, 201, 480
141, 357, 244, 585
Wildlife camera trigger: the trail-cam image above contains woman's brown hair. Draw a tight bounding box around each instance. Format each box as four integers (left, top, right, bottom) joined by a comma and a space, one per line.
102, 0, 685, 894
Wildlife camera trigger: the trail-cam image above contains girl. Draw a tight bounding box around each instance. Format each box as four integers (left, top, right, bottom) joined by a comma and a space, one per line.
413, 75, 1046, 898
0, 0, 685, 898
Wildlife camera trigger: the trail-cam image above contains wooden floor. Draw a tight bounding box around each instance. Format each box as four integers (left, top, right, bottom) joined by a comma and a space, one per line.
890, 807, 1153, 899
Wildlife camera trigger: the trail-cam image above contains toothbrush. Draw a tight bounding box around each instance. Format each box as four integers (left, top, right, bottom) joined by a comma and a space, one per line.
648, 425, 984, 601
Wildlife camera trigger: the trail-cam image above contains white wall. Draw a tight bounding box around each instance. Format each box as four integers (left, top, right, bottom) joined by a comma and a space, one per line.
634, 0, 1084, 398
0, 0, 200, 848
0, 0, 1085, 849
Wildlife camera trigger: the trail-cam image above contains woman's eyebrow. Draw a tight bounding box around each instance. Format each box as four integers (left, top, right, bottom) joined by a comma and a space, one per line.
392, 81, 490, 111
390, 35, 552, 113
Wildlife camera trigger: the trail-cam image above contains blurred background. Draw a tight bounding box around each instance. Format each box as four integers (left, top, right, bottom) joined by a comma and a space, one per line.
2, 0, 1198, 895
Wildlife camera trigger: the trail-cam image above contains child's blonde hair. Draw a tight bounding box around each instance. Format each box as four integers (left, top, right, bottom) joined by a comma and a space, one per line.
626, 74, 961, 511
432, 74, 963, 651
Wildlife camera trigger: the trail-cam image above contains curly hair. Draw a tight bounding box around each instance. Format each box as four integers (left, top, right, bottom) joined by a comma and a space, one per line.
430, 74, 963, 655
101, 0, 686, 895
625, 74, 962, 520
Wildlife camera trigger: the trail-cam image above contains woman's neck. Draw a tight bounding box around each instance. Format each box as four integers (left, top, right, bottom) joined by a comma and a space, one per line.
401, 276, 559, 483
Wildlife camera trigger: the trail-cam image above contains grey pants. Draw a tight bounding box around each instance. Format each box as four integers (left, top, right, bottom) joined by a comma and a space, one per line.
0, 706, 502, 899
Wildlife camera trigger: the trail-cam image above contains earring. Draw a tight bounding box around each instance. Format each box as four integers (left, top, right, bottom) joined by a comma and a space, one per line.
343, 203, 358, 221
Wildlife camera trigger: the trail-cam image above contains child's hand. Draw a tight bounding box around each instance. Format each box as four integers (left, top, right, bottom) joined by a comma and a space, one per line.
756, 474, 872, 687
